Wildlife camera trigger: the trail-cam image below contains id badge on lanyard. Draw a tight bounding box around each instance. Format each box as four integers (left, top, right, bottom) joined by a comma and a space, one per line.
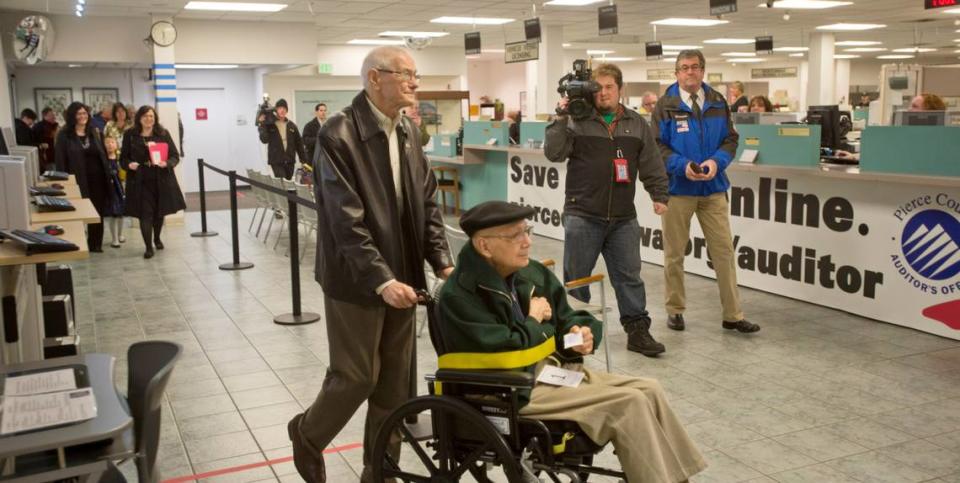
613, 148, 630, 183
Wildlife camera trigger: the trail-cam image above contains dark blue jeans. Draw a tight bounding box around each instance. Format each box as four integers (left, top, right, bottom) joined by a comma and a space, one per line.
563, 214, 649, 326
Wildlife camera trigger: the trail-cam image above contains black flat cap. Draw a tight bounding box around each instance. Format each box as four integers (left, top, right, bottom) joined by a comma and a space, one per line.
459, 201, 534, 237
275, 98, 288, 109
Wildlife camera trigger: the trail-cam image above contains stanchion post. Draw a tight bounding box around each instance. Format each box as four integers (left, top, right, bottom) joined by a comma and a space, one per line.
219, 170, 254, 271
275, 188, 320, 325
191, 158, 218, 238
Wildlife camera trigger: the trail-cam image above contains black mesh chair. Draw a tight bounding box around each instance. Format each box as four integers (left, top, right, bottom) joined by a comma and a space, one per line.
99, 341, 182, 483
370, 286, 625, 482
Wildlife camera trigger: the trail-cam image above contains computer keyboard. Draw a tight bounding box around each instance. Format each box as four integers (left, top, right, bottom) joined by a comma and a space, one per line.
41, 170, 70, 181
33, 195, 76, 212
0, 229, 79, 255
29, 186, 66, 196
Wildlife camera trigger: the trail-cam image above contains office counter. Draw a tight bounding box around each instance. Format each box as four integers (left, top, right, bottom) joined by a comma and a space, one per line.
444, 138, 959, 340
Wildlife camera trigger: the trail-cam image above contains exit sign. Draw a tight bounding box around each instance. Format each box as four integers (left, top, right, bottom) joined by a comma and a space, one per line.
926, 0, 958, 8
317, 63, 333, 74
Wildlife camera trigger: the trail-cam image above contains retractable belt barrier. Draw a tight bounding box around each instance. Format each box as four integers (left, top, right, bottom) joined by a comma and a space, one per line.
194, 158, 320, 326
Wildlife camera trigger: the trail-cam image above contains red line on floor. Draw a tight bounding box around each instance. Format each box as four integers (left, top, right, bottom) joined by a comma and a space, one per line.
161, 442, 363, 483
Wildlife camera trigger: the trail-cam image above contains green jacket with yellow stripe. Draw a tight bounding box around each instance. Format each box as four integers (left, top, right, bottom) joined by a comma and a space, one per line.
436, 242, 603, 406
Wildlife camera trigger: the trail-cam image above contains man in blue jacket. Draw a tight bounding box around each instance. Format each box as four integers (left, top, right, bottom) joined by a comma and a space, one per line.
652, 50, 760, 334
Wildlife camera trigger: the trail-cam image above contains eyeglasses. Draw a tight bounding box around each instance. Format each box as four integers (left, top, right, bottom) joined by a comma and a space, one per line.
376, 68, 421, 82
677, 64, 704, 73
481, 225, 534, 243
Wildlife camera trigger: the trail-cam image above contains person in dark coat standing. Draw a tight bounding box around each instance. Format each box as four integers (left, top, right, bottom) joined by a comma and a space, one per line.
300, 102, 326, 165
258, 98, 307, 180
121, 105, 186, 259
33, 107, 59, 171
14, 108, 38, 147
54, 102, 118, 252
286, 46, 452, 483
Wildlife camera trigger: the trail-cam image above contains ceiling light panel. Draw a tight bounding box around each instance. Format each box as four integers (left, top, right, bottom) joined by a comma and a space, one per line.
184, 2, 287, 12
834, 54, 860, 59
587, 50, 615, 55
835, 40, 883, 46
175, 64, 240, 69
705, 38, 755, 44
774, 46, 809, 51
348, 39, 406, 45
817, 23, 885, 31
892, 47, 937, 53
651, 18, 730, 27
726, 58, 765, 62
379, 31, 449, 38
761, 0, 853, 9
722, 52, 757, 56
431, 16, 514, 25
544, 0, 603, 5
844, 47, 887, 52
662, 45, 703, 49
877, 54, 914, 59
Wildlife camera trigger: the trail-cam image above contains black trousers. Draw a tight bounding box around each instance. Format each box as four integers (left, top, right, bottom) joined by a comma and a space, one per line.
270, 163, 294, 180
138, 176, 165, 249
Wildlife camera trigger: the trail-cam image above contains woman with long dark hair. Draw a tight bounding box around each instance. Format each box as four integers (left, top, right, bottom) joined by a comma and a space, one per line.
121, 106, 186, 259
54, 102, 119, 252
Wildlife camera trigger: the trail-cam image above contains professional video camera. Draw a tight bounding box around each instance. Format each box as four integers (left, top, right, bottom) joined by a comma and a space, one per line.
256, 93, 277, 127
556, 59, 600, 120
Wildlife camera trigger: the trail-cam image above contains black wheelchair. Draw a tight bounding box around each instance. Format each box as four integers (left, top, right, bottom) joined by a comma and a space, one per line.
369, 290, 626, 482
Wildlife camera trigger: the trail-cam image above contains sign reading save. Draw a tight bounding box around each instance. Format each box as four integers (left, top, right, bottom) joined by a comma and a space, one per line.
505, 40, 539, 64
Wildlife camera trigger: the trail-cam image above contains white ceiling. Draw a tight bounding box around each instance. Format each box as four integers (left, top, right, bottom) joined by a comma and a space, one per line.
2, 0, 959, 62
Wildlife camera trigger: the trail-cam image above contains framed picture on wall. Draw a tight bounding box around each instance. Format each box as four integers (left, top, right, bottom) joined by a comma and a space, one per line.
34, 87, 73, 124
82, 87, 119, 111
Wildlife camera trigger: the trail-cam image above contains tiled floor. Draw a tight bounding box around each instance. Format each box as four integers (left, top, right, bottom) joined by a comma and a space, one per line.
74, 209, 960, 483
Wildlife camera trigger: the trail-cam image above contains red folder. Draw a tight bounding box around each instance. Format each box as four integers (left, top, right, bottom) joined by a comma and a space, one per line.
148, 142, 169, 165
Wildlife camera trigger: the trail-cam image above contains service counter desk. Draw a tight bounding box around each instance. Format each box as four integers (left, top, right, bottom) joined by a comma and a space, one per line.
437, 126, 960, 340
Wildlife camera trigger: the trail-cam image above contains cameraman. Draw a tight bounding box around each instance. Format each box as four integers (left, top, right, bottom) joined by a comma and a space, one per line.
258, 98, 307, 180
545, 63, 670, 357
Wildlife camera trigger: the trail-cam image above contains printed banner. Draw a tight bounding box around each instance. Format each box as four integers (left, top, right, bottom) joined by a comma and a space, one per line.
506, 151, 566, 241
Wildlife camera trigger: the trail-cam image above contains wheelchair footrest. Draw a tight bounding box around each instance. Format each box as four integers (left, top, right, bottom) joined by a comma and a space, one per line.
434, 369, 535, 388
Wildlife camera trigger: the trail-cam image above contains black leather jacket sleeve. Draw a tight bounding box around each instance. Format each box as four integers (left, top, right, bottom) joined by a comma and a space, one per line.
316, 131, 395, 293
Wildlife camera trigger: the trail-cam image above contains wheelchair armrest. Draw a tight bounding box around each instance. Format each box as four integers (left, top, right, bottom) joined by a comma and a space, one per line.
565, 273, 604, 290
434, 369, 535, 388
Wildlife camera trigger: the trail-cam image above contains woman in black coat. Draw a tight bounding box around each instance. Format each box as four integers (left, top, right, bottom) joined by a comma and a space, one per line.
121, 106, 186, 259
54, 101, 119, 252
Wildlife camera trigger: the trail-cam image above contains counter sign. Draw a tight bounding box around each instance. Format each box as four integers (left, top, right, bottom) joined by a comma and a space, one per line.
195, 108, 207, 121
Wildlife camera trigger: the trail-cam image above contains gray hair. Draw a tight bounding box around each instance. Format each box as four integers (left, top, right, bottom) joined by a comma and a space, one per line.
674, 49, 706, 72
361, 46, 411, 90
641, 91, 658, 100
730, 81, 745, 94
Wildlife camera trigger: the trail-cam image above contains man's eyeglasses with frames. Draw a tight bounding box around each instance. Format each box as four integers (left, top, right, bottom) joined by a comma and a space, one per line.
376, 68, 421, 82
480, 225, 534, 243
677, 64, 704, 73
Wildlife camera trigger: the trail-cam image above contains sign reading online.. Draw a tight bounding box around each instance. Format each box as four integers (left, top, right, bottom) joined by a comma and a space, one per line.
508, 154, 960, 340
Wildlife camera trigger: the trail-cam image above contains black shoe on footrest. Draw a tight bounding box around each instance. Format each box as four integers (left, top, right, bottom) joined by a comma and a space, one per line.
722, 319, 760, 333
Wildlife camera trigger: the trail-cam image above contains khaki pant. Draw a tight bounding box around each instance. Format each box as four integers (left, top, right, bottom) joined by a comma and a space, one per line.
299, 296, 415, 483
520, 363, 707, 483
662, 192, 744, 321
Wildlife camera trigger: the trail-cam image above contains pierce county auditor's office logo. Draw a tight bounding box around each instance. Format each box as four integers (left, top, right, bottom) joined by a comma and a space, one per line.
902, 209, 960, 281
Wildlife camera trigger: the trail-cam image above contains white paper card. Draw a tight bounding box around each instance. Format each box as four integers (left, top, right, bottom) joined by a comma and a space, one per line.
563, 332, 584, 349
739, 149, 759, 163
536, 365, 584, 388
4, 369, 76, 396
1, 388, 97, 435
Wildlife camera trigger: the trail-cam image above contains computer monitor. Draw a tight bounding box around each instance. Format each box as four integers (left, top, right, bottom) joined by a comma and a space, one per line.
733, 112, 760, 125
806, 105, 841, 149
10, 146, 39, 186
0, 156, 31, 229
893, 111, 946, 126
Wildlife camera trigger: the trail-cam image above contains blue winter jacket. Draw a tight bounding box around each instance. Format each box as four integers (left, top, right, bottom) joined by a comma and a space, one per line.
652, 82, 739, 197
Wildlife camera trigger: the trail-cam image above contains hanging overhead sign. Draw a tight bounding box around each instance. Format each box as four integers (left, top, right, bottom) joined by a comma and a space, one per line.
524, 18, 541, 43
710, 0, 738, 15
598, 5, 618, 35
464, 32, 481, 56
505, 40, 539, 63
646, 41, 663, 60
756, 36, 774, 54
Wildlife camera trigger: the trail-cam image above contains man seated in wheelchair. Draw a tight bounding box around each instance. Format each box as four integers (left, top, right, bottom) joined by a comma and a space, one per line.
437, 201, 707, 483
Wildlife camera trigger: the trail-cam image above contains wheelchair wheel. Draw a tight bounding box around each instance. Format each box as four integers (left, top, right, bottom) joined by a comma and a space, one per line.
371, 395, 522, 482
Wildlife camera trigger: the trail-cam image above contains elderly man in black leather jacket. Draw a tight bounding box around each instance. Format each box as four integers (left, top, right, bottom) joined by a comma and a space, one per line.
286, 46, 453, 483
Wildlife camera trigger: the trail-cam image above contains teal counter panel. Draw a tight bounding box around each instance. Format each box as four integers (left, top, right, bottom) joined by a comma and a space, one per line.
432, 151, 508, 211
464, 121, 510, 146
860, 126, 960, 177
733, 124, 821, 168
519, 121, 548, 144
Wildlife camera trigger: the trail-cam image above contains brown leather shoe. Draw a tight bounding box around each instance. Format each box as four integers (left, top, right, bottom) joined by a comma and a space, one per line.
667, 314, 685, 331
722, 319, 760, 333
288, 413, 326, 483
